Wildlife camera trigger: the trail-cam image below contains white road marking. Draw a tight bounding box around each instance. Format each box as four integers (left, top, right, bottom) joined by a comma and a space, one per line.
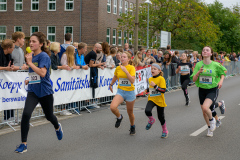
190, 116, 225, 136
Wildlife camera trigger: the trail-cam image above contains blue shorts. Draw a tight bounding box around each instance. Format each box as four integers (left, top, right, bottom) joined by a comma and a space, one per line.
116, 89, 136, 102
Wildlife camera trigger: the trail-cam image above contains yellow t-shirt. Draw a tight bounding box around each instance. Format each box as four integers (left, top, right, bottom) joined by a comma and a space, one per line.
114, 65, 135, 91
148, 76, 167, 107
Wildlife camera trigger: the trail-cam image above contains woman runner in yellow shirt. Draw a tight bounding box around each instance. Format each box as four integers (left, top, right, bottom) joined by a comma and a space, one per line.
143, 63, 168, 138
109, 52, 136, 135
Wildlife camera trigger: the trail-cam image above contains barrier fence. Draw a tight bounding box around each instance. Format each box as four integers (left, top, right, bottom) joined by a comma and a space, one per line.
1, 61, 239, 130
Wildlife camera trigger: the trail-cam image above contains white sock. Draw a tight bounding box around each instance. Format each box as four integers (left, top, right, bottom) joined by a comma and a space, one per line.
117, 115, 122, 119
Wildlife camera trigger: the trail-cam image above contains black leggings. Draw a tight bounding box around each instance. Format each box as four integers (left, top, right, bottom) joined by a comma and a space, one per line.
180, 74, 190, 100
21, 92, 59, 142
145, 101, 165, 125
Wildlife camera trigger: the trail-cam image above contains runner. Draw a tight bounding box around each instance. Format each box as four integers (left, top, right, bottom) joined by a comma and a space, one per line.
15, 32, 63, 153
190, 46, 226, 137
176, 53, 194, 106
143, 63, 168, 138
109, 51, 136, 135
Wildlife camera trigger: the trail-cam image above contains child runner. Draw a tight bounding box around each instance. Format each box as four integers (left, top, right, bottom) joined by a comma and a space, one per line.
15, 32, 63, 153
190, 46, 226, 137
109, 51, 136, 135
176, 53, 194, 106
143, 63, 168, 138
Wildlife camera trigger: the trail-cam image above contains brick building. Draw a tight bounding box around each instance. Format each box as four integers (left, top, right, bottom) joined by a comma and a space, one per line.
0, 0, 142, 48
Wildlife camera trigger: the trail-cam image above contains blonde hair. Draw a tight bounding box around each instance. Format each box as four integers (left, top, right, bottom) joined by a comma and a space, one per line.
50, 42, 60, 53
122, 51, 133, 65
152, 49, 157, 56
72, 42, 78, 47
133, 51, 142, 67
64, 46, 75, 67
12, 32, 25, 42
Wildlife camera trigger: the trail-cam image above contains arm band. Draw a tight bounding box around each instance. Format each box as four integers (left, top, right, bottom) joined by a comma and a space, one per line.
154, 85, 166, 93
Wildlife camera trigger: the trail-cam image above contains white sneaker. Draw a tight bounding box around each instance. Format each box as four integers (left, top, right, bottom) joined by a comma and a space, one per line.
209, 118, 216, 132
207, 128, 213, 137
92, 103, 100, 109
60, 110, 72, 116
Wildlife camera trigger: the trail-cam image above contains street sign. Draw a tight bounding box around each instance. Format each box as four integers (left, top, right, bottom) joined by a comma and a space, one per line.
160, 31, 171, 48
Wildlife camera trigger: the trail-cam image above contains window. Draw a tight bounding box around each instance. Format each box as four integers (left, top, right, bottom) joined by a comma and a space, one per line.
124, 31, 128, 44
0, 26, 6, 40
119, 0, 122, 15
64, 26, 73, 42
129, 33, 132, 45
31, 0, 39, 11
65, 0, 74, 11
48, 0, 56, 11
47, 26, 56, 42
15, 0, 22, 11
129, 3, 133, 15
113, 0, 117, 14
14, 26, 22, 32
112, 29, 116, 45
0, 0, 7, 11
30, 26, 39, 35
106, 28, 110, 44
107, 0, 111, 13
125, 1, 128, 14
118, 30, 122, 46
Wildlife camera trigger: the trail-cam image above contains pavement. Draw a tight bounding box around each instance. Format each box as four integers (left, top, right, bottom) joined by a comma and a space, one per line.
0, 75, 240, 160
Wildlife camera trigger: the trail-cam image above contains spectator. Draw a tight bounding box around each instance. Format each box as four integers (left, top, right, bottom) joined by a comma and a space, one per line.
75, 42, 89, 70
171, 51, 180, 65
225, 54, 231, 62
50, 42, 70, 70
152, 49, 157, 57
46, 40, 51, 48
230, 52, 238, 61
162, 52, 172, 82
102, 42, 110, 67
72, 42, 78, 49
11, 32, 29, 71
133, 51, 146, 67
140, 47, 146, 59
144, 49, 156, 65
198, 54, 203, 61
113, 51, 121, 67
58, 33, 74, 60
105, 48, 116, 69
154, 51, 164, 64
0, 39, 16, 124
124, 43, 133, 56
61, 46, 79, 69
166, 45, 172, 56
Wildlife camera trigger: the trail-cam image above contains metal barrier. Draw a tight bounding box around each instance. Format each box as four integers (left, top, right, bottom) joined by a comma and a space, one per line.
1, 61, 239, 130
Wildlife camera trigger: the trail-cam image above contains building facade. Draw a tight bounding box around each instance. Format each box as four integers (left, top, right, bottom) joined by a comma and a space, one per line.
0, 0, 140, 48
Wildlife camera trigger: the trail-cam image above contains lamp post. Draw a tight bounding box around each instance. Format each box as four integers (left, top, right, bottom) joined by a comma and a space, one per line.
134, 0, 139, 52
145, 0, 152, 50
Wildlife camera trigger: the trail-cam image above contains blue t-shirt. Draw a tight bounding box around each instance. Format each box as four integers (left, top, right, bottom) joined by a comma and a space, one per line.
28, 52, 54, 97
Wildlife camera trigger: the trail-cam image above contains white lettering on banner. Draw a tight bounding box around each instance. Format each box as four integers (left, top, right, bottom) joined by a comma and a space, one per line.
135, 67, 151, 95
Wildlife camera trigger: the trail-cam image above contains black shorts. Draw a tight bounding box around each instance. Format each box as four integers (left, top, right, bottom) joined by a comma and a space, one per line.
198, 87, 219, 105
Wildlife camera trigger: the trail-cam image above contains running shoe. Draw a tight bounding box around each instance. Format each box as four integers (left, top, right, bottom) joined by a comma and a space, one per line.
129, 126, 136, 135
161, 131, 169, 138
185, 96, 190, 106
115, 115, 123, 128
207, 128, 213, 137
209, 118, 216, 132
219, 100, 225, 114
15, 144, 27, 153
56, 123, 63, 140
216, 119, 222, 128
146, 118, 156, 130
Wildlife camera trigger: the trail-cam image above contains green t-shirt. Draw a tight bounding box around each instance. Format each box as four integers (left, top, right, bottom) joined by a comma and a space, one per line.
190, 61, 227, 89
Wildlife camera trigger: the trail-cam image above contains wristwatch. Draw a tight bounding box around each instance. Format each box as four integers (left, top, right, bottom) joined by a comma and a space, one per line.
19, 66, 22, 70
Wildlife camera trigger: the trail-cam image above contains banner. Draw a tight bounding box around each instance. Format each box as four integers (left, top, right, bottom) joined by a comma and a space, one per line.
134, 67, 151, 95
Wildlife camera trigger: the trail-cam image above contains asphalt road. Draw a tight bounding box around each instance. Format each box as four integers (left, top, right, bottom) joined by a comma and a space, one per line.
1, 76, 240, 160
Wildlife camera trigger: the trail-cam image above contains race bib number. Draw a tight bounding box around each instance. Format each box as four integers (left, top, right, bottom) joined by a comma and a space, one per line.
29, 72, 41, 84
180, 65, 190, 73
199, 76, 212, 84
149, 88, 161, 97
119, 78, 131, 87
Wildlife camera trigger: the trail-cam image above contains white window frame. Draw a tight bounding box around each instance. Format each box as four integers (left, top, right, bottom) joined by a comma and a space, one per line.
0, 26, 6, 40
112, 29, 116, 45
0, 0, 7, 12
14, 26, 22, 32
47, 26, 56, 42
15, 0, 23, 11
30, 26, 39, 35
125, 1, 128, 14
48, 0, 56, 11
118, 30, 122, 46
119, 0, 122, 15
64, 26, 73, 42
113, 0, 117, 15
124, 30, 128, 44
106, 28, 111, 45
65, 0, 74, 11
107, 0, 111, 13
31, 0, 39, 11
129, 33, 132, 45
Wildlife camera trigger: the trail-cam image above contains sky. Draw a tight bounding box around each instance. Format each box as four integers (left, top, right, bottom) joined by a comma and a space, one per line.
203, 0, 240, 8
